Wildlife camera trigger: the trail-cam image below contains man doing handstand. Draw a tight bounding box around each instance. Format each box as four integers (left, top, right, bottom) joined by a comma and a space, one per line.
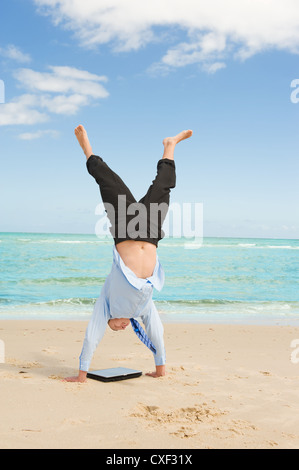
65, 125, 192, 382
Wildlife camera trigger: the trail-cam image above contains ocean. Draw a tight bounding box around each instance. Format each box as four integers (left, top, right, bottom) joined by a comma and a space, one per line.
0, 232, 298, 325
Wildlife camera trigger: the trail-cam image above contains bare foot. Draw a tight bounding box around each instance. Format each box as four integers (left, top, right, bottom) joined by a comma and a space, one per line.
163, 129, 193, 147
62, 375, 87, 383
145, 365, 166, 378
162, 130, 193, 160
145, 371, 167, 378
62, 370, 88, 383
74, 125, 93, 160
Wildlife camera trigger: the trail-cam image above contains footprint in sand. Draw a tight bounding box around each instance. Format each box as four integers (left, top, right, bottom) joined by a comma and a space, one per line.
131, 403, 226, 424
0, 371, 19, 380
267, 440, 278, 447
171, 426, 197, 439
58, 417, 90, 431
48, 374, 64, 380
130, 402, 228, 438
130, 402, 262, 442
0, 370, 33, 379
7, 358, 42, 369
18, 371, 33, 378
42, 348, 58, 355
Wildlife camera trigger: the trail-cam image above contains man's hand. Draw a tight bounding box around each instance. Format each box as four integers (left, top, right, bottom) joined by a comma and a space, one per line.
62, 370, 87, 383
145, 365, 166, 378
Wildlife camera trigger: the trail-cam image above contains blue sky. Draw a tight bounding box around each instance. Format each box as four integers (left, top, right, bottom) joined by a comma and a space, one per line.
1, 0, 299, 239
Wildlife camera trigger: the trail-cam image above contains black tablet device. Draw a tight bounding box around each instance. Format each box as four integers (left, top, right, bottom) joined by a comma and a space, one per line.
86, 367, 142, 382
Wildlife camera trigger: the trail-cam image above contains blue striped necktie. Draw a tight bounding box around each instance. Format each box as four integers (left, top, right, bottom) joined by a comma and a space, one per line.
130, 318, 156, 354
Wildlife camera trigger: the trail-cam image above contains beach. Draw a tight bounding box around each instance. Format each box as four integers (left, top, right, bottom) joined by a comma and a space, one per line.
2, 0, 299, 453
1, 320, 299, 449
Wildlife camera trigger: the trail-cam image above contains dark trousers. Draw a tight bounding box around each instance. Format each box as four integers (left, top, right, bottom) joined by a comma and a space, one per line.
86, 155, 176, 247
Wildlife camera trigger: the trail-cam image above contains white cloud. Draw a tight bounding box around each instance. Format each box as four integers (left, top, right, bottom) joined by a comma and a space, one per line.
0, 94, 48, 125
0, 44, 31, 63
18, 129, 60, 140
14, 66, 108, 98
203, 62, 226, 74
40, 93, 90, 115
33, 0, 299, 72
0, 65, 109, 126
158, 32, 227, 69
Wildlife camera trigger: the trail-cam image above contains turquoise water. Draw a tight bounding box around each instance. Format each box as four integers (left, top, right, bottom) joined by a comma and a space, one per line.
0, 232, 299, 325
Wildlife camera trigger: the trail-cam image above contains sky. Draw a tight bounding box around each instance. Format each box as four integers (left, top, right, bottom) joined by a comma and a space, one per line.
0, 0, 299, 239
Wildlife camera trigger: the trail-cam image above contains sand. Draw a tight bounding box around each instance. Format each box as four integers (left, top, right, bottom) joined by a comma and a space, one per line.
0, 320, 299, 449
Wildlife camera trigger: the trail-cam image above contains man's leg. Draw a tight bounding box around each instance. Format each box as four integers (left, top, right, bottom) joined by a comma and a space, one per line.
138, 130, 193, 240
139, 130, 193, 207
75, 125, 137, 240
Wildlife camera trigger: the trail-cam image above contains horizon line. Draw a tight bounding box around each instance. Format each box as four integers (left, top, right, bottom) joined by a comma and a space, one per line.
0, 231, 298, 241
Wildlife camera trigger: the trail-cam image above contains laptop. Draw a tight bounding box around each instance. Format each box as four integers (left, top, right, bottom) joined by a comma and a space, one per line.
86, 367, 142, 382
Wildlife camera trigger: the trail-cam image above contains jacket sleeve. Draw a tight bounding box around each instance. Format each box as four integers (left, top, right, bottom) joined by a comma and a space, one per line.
79, 289, 110, 372
140, 300, 166, 366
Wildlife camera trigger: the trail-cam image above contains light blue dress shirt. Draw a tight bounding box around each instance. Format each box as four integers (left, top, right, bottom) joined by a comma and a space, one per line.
79, 246, 166, 371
